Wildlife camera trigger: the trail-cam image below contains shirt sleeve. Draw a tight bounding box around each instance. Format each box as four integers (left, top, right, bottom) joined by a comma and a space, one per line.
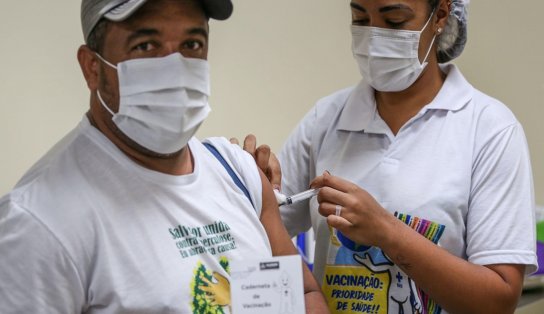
203, 137, 263, 217
278, 107, 318, 237
467, 122, 538, 274
0, 197, 86, 313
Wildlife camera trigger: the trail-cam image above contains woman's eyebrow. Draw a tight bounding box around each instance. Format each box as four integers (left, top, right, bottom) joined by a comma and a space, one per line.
379, 4, 412, 13
350, 2, 413, 14
350, 2, 366, 13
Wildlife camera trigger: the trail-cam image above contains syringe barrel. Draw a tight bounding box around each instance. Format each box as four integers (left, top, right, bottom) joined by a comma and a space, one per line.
287, 188, 319, 204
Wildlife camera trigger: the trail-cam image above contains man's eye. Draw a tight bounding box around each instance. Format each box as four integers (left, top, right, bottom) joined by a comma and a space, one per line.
184, 40, 203, 50
132, 42, 155, 52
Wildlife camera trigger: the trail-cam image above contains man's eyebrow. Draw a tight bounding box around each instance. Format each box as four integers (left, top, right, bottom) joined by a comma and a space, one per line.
187, 27, 208, 40
350, 2, 366, 13
126, 28, 160, 45
125, 27, 209, 45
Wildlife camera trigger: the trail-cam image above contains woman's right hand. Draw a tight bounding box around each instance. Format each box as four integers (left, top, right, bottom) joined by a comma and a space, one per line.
311, 171, 396, 248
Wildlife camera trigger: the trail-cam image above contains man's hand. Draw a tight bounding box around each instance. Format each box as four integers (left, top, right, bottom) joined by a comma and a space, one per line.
230, 134, 282, 190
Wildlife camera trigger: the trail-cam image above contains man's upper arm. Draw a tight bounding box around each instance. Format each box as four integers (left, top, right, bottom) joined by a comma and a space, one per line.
257, 169, 299, 256
257, 169, 329, 313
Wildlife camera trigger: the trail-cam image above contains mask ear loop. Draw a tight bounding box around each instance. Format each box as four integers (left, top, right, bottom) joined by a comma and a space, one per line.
95, 53, 117, 69
93, 53, 118, 116
420, 9, 439, 65
421, 35, 437, 65
96, 90, 116, 116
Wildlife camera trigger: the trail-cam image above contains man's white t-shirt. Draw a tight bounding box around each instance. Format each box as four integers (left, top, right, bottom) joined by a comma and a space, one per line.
0, 117, 271, 313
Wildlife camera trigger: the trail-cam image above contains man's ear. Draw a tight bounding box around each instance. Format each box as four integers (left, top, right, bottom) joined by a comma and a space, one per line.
77, 45, 100, 91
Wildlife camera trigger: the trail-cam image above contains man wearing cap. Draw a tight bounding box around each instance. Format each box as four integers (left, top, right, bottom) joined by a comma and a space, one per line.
0, 0, 328, 313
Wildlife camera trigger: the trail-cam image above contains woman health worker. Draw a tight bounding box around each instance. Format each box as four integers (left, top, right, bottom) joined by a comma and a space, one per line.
272, 0, 538, 313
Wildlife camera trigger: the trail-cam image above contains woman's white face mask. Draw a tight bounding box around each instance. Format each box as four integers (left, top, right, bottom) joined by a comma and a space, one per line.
96, 52, 211, 155
351, 11, 436, 92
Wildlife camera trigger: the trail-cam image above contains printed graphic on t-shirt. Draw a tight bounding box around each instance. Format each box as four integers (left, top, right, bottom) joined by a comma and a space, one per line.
192, 258, 231, 313
168, 221, 237, 312
323, 212, 445, 314
169, 220, 237, 258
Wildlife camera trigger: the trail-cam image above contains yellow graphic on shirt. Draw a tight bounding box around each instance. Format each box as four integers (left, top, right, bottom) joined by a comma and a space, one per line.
323, 212, 446, 313
201, 272, 231, 307
191, 257, 230, 313
329, 225, 341, 247
322, 265, 390, 314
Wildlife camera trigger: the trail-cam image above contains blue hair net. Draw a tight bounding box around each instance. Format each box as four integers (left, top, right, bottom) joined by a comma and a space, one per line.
437, 0, 469, 63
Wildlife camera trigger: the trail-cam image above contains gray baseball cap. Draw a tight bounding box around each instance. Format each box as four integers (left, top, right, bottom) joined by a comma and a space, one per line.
81, 0, 233, 43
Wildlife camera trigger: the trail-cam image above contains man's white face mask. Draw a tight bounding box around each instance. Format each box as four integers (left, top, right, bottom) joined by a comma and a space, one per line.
96, 52, 211, 155
351, 11, 436, 92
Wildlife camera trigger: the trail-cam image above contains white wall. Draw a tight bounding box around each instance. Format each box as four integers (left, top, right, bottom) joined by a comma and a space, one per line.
1, 0, 542, 205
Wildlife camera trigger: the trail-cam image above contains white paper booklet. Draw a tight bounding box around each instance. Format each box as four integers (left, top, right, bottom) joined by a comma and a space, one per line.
230, 255, 306, 314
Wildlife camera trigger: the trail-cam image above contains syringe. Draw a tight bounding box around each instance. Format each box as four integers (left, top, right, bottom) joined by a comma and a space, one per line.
274, 188, 319, 206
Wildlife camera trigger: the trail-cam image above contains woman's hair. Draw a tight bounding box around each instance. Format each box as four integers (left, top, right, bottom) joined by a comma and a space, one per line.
435, 0, 470, 63
428, 0, 440, 10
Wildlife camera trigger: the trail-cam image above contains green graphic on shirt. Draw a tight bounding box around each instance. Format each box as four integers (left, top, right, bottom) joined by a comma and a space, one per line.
191, 257, 231, 313
169, 221, 237, 259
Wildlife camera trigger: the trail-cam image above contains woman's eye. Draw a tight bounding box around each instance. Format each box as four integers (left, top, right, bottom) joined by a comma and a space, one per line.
386, 20, 406, 28
352, 18, 370, 26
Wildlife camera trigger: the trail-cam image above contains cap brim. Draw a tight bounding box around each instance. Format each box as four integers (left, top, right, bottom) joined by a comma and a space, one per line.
104, 0, 147, 22
104, 0, 232, 22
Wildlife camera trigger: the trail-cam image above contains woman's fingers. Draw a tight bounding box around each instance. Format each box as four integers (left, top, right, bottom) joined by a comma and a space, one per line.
267, 152, 282, 191
255, 144, 271, 173
313, 172, 391, 248
311, 171, 356, 194
242, 134, 257, 157
229, 137, 240, 145
318, 200, 359, 227
318, 200, 345, 216
327, 214, 353, 230
237, 135, 283, 190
